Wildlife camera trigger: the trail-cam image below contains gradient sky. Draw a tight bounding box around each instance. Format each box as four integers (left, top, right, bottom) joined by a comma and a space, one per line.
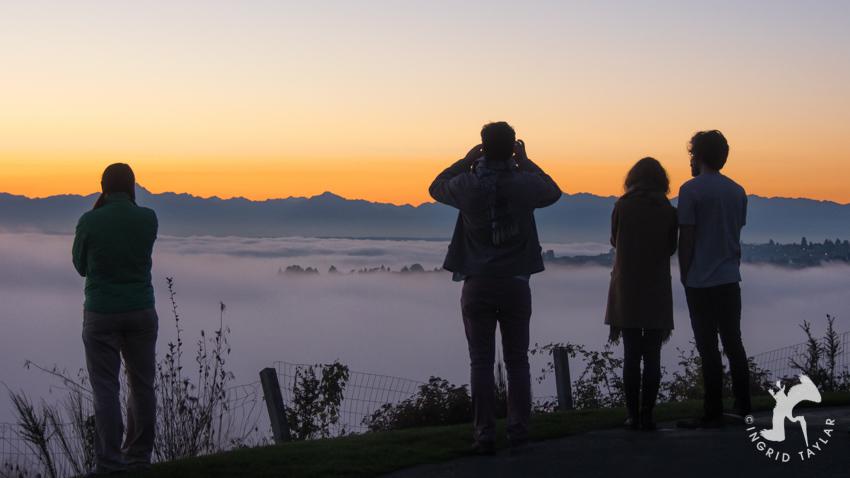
2, 1, 849, 205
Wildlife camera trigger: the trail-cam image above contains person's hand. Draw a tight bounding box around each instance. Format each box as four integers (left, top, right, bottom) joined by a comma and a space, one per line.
463, 144, 483, 163
513, 139, 528, 164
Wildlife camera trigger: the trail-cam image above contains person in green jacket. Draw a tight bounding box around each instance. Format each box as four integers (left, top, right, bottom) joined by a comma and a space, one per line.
72, 163, 158, 476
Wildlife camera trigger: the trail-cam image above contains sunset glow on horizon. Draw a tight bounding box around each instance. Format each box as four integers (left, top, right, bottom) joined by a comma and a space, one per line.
2, 2, 849, 205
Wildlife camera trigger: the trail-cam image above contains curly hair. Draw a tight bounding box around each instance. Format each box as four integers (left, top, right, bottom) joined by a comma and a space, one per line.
624, 157, 670, 194
688, 130, 729, 171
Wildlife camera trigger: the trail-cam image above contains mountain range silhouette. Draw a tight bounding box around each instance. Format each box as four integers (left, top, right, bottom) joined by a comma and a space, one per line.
1, 186, 848, 244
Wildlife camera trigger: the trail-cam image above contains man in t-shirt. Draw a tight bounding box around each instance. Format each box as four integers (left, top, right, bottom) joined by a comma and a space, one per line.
676, 130, 750, 429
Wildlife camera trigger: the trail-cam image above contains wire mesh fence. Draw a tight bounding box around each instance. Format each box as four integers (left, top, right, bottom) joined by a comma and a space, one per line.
749, 330, 850, 384
0, 421, 38, 476
272, 362, 563, 435
215, 381, 269, 448
273, 362, 425, 436
0, 365, 430, 475
0, 420, 92, 478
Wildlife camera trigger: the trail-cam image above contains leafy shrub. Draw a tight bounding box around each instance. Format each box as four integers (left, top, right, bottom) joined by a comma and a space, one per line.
658, 344, 772, 402
531, 342, 624, 410
788, 314, 850, 392
284, 362, 349, 440
657, 344, 703, 402
362, 377, 471, 432
532, 339, 773, 411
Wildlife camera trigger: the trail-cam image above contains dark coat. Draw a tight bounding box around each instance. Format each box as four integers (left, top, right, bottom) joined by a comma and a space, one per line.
429, 157, 561, 277
604, 187, 678, 330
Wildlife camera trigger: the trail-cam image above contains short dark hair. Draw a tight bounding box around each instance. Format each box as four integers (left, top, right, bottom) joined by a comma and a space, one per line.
480, 122, 516, 162
624, 157, 670, 194
688, 130, 729, 170
101, 163, 136, 201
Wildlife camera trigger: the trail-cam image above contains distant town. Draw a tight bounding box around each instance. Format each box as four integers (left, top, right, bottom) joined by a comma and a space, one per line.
741, 237, 850, 266
279, 238, 850, 276
542, 237, 850, 268
279, 263, 440, 276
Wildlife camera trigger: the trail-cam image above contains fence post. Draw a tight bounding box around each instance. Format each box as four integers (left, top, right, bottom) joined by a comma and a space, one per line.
260, 367, 291, 443
553, 347, 573, 411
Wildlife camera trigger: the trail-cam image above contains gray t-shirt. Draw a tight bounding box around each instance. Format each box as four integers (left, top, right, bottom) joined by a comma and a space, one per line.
677, 173, 747, 288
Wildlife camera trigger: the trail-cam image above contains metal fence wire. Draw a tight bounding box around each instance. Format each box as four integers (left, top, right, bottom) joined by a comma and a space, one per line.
0, 421, 38, 475
216, 381, 269, 448
749, 330, 850, 384
0, 420, 92, 478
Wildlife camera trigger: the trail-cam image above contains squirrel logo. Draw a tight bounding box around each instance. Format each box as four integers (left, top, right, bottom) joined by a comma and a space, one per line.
760, 374, 822, 447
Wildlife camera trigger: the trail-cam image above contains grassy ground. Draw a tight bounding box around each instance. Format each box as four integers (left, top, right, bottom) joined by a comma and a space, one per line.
126, 392, 850, 478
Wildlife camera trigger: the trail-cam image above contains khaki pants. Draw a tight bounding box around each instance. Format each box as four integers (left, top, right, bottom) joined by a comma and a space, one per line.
83, 308, 158, 474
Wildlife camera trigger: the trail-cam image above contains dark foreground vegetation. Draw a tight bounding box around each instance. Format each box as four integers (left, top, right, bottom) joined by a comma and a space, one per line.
123, 392, 850, 478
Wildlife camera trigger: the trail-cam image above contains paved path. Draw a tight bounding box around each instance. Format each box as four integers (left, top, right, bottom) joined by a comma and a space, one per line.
380, 407, 850, 478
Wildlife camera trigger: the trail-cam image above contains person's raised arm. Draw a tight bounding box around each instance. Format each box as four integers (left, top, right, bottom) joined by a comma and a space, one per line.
428, 144, 482, 207
513, 140, 562, 207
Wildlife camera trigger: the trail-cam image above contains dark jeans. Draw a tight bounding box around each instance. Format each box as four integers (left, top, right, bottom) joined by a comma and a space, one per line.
685, 283, 751, 419
621, 328, 665, 415
461, 277, 532, 442
83, 308, 158, 474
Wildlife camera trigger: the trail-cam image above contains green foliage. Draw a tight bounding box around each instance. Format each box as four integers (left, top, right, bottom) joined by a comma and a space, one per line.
746, 358, 775, 397
362, 377, 471, 432
531, 398, 558, 414
658, 344, 771, 402
658, 345, 704, 402
285, 362, 350, 440
532, 339, 774, 411
788, 314, 850, 392
531, 342, 624, 410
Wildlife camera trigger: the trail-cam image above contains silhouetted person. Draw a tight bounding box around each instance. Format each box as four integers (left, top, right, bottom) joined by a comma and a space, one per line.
604, 157, 677, 431
429, 122, 561, 454
675, 130, 751, 429
73, 164, 158, 475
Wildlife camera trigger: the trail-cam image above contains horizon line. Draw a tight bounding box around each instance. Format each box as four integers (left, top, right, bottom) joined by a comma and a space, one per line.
3, 186, 849, 207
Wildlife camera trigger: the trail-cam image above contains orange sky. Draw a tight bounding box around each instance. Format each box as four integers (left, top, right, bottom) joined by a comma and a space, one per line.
3, 142, 848, 206
2, 2, 848, 205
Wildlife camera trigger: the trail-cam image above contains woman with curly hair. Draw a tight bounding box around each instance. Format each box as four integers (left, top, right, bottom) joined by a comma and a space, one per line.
604, 157, 678, 431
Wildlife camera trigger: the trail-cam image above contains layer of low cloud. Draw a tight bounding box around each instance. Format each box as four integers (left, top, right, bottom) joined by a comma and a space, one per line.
0, 234, 847, 423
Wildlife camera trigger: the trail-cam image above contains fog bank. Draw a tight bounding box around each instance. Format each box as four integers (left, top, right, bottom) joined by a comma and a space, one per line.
0, 234, 847, 423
